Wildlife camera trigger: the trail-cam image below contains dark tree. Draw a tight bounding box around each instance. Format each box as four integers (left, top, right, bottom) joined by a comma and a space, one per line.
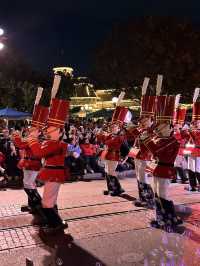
0, 42, 50, 111
92, 17, 200, 101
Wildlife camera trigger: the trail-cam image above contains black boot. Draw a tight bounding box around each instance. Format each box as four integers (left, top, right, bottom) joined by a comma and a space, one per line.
176, 167, 188, 184
171, 168, 178, 183
41, 208, 68, 234
21, 188, 32, 212
195, 172, 200, 191
103, 174, 114, 195
22, 188, 42, 213
135, 182, 154, 209
168, 200, 183, 226
160, 198, 182, 232
109, 176, 125, 196
144, 183, 155, 209
184, 170, 197, 191
150, 196, 165, 229
134, 181, 147, 207
30, 189, 43, 213
54, 204, 58, 213
22, 188, 39, 212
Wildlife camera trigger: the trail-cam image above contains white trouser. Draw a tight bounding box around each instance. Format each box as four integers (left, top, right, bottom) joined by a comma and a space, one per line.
42, 182, 61, 208
174, 155, 187, 169
188, 156, 200, 173
152, 177, 170, 200
104, 160, 118, 176
23, 170, 38, 189
134, 159, 149, 184
0, 166, 5, 174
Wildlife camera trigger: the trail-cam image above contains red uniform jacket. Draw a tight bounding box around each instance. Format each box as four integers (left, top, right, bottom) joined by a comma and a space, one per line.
174, 129, 190, 156
128, 127, 152, 160
28, 139, 68, 183
100, 134, 126, 161
186, 130, 200, 157
13, 135, 41, 171
96, 132, 108, 144
143, 135, 179, 179
124, 127, 138, 143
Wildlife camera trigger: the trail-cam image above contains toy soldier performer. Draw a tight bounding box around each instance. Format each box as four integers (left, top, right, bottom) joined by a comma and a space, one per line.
101, 105, 132, 196
184, 88, 200, 191
13, 105, 49, 213
173, 101, 189, 184
128, 77, 155, 208
141, 95, 182, 232
27, 98, 69, 233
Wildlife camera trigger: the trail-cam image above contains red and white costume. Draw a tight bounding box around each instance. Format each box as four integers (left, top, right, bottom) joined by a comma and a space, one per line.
27, 98, 69, 232
13, 105, 49, 213
99, 106, 131, 195
173, 107, 189, 170
141, 95, 182, 231
128, 95, 155, 207
13, 105, 48, 190
184, 102, 200, 191
28, 99, 69, 208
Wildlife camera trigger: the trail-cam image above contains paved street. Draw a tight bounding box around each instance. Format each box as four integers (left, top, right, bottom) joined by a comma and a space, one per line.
0, 177, 200, 266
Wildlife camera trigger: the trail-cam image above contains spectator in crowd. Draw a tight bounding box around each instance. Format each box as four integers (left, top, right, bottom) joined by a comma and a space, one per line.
0, 117, 135, 185
65, 137, 86, 176
80, 137, 97, 173
0, 128, 22, 184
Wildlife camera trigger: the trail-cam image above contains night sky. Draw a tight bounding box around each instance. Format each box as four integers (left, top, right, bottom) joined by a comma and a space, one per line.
0, 1, 199, 75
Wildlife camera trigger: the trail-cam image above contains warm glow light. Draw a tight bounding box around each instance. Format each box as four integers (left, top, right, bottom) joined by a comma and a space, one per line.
53, 67, 73, 77
112, 97, 118, 104
0, 28, 4, 36
0, 42, 4, 50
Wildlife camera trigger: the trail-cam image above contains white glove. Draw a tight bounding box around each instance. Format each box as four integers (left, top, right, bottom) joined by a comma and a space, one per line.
185, 143, 195, 148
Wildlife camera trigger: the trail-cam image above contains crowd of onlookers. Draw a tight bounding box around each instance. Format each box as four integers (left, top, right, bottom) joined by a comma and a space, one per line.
0, 119, 134, 188
0, 128, 22, 186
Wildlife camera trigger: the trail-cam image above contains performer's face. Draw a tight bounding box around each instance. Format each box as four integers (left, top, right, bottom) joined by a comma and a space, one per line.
111, 124, 120, 134
139, 117, 152, 129
154, 123, 172, 137
29, 127, 39, 138
45, 126, 60, 140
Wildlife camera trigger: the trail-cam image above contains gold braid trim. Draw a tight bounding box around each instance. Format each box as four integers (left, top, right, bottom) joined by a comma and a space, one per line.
155, 139, 177, 154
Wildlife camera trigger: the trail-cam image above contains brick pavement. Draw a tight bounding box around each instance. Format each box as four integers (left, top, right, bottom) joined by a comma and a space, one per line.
0, 178, 199, 265
0, 227, 41, 251
0, 204, 22, 218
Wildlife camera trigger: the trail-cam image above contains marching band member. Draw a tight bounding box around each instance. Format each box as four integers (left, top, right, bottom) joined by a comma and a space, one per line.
128, 94, 155, 208
13, 105, 49, 213
184, 89, 200, 191
127, 77, 155, 208
27, 98, 69, 233
173, 103, 189, 183
102, 106, 132, 196
141, 95, 182, 232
